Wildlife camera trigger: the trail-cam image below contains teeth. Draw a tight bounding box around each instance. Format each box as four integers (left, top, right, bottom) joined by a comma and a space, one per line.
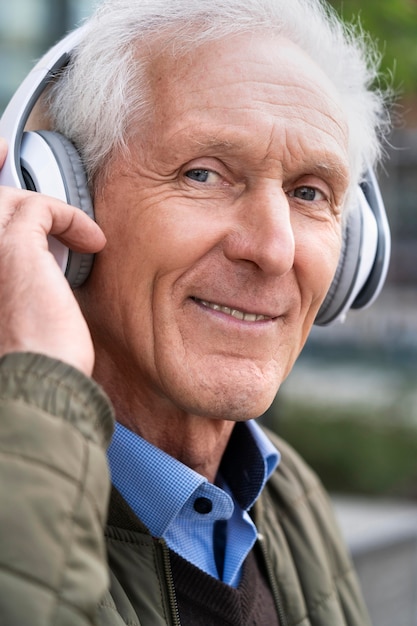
198, 299, 269, 322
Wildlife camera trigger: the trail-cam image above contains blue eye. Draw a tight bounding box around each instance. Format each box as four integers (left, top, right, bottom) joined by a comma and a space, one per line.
293, 186, 317, 201
185, 169, 210, 182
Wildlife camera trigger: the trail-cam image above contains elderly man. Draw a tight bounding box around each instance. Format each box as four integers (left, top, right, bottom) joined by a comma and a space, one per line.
0, 0, 389, 624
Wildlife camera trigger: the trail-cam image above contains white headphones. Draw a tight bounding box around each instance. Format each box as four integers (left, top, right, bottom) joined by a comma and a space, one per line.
0, 27, 391, 323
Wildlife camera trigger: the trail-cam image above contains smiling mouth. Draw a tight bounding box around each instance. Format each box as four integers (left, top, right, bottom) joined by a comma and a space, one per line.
193, 298, 271, 322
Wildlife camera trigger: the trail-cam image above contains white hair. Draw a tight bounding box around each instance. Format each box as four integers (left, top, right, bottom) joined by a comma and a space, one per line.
47, 0, 390, 198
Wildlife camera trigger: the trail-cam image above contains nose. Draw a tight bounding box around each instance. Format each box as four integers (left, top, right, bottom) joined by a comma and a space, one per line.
222, 185, 295, 276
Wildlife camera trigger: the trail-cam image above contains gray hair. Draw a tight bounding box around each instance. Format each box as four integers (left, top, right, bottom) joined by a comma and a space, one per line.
47, 0, 390, 197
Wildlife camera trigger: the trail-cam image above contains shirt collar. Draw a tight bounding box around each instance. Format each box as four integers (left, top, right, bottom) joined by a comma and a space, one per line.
221, 420, 279, 509
107, 419, 279, 538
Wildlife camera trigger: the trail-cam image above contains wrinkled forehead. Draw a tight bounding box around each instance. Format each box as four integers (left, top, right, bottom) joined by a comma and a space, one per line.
147, 32, 346, 130
139, 32, 349, 181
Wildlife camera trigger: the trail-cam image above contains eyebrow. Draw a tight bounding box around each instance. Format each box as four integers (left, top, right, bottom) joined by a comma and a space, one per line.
196, 137, 349, 183
296, 158, 350, 187
190, 136, 238, 153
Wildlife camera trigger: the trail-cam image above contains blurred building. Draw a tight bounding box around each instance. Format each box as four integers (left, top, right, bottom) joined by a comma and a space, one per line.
381, 128, 417, 287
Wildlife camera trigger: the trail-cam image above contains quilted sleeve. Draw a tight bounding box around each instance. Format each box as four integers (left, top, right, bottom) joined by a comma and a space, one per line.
255, 428, 371, 626
0, 352, 114, 626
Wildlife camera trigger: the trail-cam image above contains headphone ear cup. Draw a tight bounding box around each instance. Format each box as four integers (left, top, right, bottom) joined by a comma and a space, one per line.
23, 130, 95, 288
315, 204, 362, 326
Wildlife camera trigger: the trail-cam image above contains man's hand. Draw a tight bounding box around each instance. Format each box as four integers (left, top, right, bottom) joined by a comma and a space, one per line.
0, 137, 106, 376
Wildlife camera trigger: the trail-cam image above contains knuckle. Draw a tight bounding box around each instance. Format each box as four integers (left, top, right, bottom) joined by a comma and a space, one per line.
0, 187, 42, 233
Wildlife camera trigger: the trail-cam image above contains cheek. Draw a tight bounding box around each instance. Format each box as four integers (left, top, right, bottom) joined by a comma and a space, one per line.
296, 222, 342, 307
286, 227, 341, 368
120, 215, 229, 288
102, 188, 214, 262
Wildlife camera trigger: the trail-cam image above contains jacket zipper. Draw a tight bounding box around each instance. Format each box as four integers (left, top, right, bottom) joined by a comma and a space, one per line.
257, 533, 288, 626
159, 540, 182, 626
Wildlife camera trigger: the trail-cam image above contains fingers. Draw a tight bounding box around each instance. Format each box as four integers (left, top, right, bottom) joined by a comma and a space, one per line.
0, 185, 106, 254
0, 138, 103, 374
0, 133, 105, 254
50, 203, 107, 254
0, 183, 99, 375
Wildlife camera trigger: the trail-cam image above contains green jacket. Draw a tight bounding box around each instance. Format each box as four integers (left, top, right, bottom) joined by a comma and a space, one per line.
0, 353, 371, 626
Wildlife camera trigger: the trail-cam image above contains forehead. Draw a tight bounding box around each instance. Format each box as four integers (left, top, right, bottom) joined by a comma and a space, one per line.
144, 32, 349, 176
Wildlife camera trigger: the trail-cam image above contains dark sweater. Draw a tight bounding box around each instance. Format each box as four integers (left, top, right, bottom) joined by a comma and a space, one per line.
170, 547, 280, 626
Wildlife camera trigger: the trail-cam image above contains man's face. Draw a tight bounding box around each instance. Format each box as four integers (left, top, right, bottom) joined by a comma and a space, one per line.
87, 33, 349, 421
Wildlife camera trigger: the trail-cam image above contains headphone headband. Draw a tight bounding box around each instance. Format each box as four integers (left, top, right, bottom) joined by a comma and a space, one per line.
0, 28, 85, 188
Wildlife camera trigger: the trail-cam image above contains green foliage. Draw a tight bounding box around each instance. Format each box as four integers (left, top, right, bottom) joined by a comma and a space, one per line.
327, 0, 417, 94
269, 404, 417, 498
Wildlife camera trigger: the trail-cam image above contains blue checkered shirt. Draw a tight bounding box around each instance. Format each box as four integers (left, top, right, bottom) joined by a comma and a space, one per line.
107, 419, 279, 587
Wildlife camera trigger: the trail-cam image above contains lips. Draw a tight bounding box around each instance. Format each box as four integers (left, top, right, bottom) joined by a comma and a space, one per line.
193, 298, 271, 322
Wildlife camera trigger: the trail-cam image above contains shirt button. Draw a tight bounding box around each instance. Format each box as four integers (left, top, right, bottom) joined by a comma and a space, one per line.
193, 496, 213, 514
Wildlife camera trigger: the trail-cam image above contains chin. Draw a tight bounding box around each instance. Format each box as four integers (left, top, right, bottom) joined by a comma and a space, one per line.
156, 347, 289, 421
200, 393, 277, 422
166, 368, 281, 422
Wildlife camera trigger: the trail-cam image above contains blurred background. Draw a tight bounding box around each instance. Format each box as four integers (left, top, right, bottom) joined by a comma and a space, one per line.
1, 0, 417, 623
